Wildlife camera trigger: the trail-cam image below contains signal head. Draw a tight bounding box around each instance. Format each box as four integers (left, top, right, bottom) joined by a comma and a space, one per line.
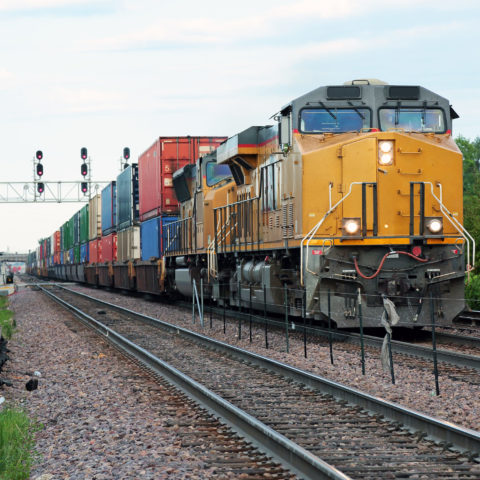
36, 150, 43, 160
81, 147, 88, 160
81, 182, 88, 194
36, 163, 44, 177
81, 163, 88, 177
37, 182, 44, 194
123, 147, 130, 160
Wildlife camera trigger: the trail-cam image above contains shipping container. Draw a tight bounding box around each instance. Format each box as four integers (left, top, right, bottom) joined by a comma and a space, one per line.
140, 216, 178, 260
54, 230, 61, 254
73, 211, 80, 246
101, 181, 117, 236
89, 238, 102, 264
79, 204, 89, 244
80, 242, 89, 263
74, 245, 80, 264
117, 226, 140, 262
88, 194, 102, 240
138, 136, 226, 220
116, 164, 139, 231
68, 248, 74, 264
62, 219, 74, 251
100, 233, 117, 263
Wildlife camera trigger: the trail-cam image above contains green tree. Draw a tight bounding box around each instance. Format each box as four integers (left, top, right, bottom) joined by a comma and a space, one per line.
457, 136, 480, 267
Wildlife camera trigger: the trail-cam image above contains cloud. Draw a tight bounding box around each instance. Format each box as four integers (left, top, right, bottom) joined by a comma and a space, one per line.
0, 0, 89, 9
53, 87, 124, 113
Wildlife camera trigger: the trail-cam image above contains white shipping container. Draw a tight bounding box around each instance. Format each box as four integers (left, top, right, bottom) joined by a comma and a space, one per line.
89, 194, 102, 240
117, 226, 140, 262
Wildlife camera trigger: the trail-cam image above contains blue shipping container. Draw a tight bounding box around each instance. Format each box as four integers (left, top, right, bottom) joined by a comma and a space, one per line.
80, 242, 89, 263
101, 181, 117, 236
68, 247, 74, 264
60, 251, 64, 265
140, 216, 178, 260
116, 164, 139, 231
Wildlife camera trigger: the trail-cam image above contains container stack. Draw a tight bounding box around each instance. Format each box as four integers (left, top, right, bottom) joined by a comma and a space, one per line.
116, 164, 140, 263
88, 194, 102, 264
139, 136, 225, 261
101, 181, 117, 263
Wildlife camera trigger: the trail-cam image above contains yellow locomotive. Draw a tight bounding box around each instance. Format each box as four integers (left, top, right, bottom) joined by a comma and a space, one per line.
165, 79, 472, 328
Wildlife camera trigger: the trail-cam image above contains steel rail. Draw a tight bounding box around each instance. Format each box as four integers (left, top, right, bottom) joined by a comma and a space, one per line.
48, 284, 480, 457
38, 285, 349, 480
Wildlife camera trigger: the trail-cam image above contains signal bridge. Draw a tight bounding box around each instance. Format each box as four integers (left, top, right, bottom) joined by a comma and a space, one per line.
0, 181, 110, 203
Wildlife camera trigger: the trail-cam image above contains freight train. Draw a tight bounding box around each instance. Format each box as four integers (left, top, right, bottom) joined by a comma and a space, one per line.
28, 80, 473, 328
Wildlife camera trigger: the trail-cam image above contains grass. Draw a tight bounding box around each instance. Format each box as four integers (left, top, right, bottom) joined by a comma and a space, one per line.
0, 297, 14, 340
0, 406, 42, 480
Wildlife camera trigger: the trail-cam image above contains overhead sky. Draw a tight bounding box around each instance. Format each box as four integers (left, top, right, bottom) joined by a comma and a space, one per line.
0, 0, 479, 253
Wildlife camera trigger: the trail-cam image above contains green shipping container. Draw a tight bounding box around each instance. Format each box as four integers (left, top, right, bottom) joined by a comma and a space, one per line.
79, 204, 89, 244
64, 218, 74, 251
74, 245, 80, 264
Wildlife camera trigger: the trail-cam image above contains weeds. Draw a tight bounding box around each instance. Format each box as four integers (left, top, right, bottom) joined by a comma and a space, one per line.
0, 406, 42, 480
0, 298, 14, 340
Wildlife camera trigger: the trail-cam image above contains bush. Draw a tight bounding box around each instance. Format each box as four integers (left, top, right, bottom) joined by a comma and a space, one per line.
0, 406, 42, 479
465, 273, 480, 310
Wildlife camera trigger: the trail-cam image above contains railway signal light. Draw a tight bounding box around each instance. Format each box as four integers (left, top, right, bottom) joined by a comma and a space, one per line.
81, 163, 88, 177
36, 150, 43, 161
36, 163, 44, 177
123, 147, 130, 160
37, 182, 44, 194
81, 147, 88, 160
81, 182, 88, 194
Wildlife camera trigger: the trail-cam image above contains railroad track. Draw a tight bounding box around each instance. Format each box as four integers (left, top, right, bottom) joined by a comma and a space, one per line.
175, 298, 480, 383
38, 284, 480, 480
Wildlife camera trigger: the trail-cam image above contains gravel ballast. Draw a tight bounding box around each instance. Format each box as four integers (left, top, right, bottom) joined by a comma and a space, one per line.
69, 284, 480, 432
4, 287, 279, 479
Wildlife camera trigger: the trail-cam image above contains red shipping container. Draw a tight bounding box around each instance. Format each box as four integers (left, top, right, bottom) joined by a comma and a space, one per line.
100, 233, 117, 263
89, 239, 102, 264
54, 231, 61, 254
139, 136, 226, 220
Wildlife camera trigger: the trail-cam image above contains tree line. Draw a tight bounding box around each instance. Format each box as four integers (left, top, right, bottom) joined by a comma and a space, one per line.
457, 136, 480, 307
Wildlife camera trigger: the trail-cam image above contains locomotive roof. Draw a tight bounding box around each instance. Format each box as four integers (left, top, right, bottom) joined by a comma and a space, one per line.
280, 80, 458, 131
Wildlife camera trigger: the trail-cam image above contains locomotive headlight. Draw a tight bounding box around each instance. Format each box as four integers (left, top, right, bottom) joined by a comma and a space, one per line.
425, 217, 443, 234
342, 218, 361, 235
378, 141, 394, 165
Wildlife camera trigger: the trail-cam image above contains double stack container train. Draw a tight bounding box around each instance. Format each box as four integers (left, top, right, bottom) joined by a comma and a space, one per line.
30, 136, 227, 293
28, 81, 472, 329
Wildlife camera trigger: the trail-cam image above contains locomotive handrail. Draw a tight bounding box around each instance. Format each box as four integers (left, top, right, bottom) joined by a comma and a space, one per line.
427, 182, 475, 271
301, 182, 364, 286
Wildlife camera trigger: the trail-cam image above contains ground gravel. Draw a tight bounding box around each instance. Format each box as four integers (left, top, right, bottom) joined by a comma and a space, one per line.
1, 287, 241, 479
69, 284, 480, 432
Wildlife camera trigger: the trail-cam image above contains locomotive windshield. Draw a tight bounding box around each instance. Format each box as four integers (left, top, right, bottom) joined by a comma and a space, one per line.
300, 108, 371, 133
379, 107, 446, 133
206, 162, 232, 186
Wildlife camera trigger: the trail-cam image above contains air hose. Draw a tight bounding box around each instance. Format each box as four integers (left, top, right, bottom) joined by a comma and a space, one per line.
353, 250, 429, 280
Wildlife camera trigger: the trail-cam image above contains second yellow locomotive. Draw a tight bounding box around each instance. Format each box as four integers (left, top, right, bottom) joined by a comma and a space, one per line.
165, 79, 471, 328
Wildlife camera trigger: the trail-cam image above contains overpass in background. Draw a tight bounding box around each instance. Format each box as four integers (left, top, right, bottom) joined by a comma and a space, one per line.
0, 253, 28, 262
